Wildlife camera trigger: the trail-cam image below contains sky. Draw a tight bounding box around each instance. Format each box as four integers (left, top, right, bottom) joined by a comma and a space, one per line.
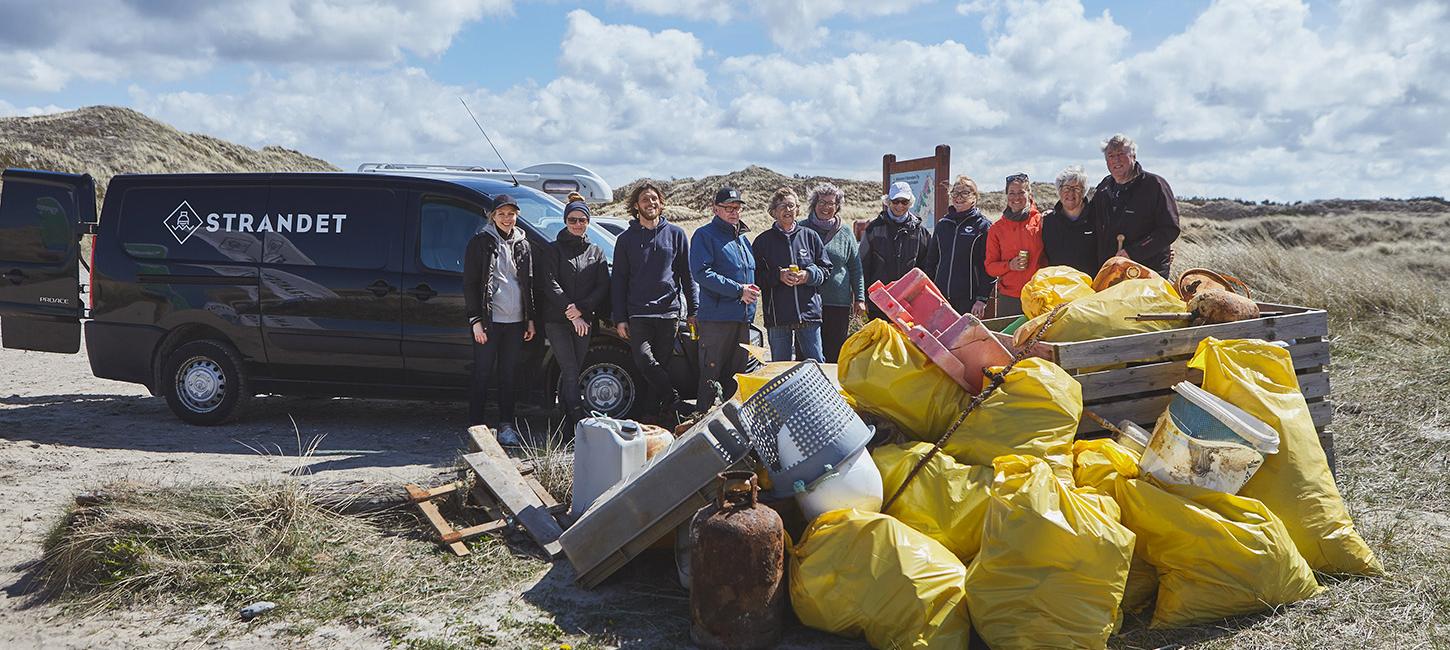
0, 0, 1446, 201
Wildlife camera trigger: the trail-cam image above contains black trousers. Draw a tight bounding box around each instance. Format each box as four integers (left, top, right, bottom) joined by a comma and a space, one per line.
544, 321, 591, 418
469, 321, 526, 426
696, 320, 750, 410
820, 304, 852, 364
628, 316, 678, 412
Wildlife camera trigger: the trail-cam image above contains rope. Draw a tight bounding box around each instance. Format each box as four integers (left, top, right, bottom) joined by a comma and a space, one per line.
880, 303, 1070, 511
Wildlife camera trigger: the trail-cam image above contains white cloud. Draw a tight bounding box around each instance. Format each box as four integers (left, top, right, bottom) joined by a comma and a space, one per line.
116, 1, 1450, 200
0, 100, 68, 118
614, 0, 933, 49
0, 0, 511, 92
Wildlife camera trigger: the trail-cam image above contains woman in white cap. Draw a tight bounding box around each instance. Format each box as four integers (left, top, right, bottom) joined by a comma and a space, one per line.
859, 180, 930, 321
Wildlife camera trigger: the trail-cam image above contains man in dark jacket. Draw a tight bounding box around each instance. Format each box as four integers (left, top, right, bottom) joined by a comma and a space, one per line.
1088, 134, 1181, 278
860, 181, 931, 320
689, 186, 758, 411
537, 193, 610, 426
924, 176, 994, 316
611, 182, 698, 421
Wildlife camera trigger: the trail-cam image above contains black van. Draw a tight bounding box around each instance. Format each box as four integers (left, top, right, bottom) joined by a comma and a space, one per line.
0, 167, 756, 424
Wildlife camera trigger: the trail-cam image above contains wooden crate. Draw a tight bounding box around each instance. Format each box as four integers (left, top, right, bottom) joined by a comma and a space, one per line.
984, 302, 1335, 469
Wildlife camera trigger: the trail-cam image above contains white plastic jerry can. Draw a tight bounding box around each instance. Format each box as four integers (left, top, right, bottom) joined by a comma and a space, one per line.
569, 416, 649, 519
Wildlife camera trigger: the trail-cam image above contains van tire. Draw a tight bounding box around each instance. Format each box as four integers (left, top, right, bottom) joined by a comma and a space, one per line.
578, 344, 644, 419
161, 339, 249, 425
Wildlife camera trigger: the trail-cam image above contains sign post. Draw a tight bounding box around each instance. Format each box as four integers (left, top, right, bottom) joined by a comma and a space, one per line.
882, 144, 950, 231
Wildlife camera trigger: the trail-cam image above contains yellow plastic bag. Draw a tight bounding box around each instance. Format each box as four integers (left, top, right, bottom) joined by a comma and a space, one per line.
838, 320, 972, 440
1189, 337, 1383, 576
945, 357, 1081, 484
965, 455, 1135, 650
1014, 277, 1186, 346
1021, 265, 1096, 319
790, 509, 972, 649
1072, 439, 1157, 614
1114, 476, 1322, 628
734, 361, 847, 402
873, 442, 994, 561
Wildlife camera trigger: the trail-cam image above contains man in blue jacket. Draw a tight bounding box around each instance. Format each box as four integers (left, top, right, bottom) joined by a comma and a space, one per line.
689, 186, 759, 411
612, 181, 698, 421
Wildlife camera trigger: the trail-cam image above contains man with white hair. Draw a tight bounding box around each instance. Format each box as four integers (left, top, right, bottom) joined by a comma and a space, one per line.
860, 180, 931, 320
1088, 134, 1181, 277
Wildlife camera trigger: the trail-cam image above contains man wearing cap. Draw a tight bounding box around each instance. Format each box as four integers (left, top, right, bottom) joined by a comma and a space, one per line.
859, 180, 931, 320
689, 186, 759, 411
611, 182, 698, 423
1087, 133, 1180, 277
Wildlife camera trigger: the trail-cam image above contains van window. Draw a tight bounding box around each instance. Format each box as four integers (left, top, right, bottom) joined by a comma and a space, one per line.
117, 186, 268, 263
418, 199, 485, 273
262, 186, 400, 269
502, 192, 615, 258
0, 181, 76, 263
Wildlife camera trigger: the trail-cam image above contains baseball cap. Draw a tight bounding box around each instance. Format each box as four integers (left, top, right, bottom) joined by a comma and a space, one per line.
492, 194, 520, 212
888, 181, 914, 203
714, 186, 745, 205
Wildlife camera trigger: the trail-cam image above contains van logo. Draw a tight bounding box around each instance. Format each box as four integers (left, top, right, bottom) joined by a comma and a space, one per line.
38, 296, 69, 305
164, 201, 203, 245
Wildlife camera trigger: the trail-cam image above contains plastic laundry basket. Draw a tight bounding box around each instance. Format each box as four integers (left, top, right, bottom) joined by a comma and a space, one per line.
733, 360, 874, 499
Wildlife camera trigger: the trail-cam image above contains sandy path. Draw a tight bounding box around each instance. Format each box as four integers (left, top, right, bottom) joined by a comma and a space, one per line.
0, 339, 473, 648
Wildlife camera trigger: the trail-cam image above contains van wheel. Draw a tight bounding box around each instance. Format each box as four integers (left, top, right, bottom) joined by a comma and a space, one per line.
161, 339, 249, 425
578, 344, 644, 419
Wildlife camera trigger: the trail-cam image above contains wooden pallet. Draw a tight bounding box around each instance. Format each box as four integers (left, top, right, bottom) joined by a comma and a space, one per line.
985, 301, 1337, 469
404, 481, 508, 557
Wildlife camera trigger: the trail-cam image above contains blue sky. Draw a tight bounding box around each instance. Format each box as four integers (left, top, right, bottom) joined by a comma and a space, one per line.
1, 0, 1445, 201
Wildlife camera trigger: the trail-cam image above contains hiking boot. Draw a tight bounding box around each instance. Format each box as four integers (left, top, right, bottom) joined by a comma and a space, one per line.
496, 423, 524, 447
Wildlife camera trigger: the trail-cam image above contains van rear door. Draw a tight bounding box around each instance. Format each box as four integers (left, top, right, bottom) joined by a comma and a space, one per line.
0, 169, 95, 353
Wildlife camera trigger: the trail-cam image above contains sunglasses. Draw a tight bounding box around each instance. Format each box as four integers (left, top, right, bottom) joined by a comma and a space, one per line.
1005, 173, 1029, 184
565, 216, 589, 224
890, 198, 911, 205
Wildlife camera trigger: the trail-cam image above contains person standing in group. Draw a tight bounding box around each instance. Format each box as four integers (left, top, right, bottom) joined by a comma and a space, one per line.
537, 192, 610, 431
753, 187, 830, 363
860, 181, 930, 320
689, 186, 758, 411
1041, 165, 1098, 275
924, 175, 994, 317
611, 181, 698, 424
464, 194, 536, 446
984, 173, 1044, 317
801, 183, 864, 363
1088, 134, 1181, 277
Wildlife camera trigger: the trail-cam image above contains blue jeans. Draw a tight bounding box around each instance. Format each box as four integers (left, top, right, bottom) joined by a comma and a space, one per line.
767, 323, 824, 363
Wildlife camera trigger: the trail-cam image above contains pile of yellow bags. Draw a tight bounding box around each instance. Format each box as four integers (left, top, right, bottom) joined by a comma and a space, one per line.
1020, 266, 1095, 319
1014, 277, 1187, 346
798, 321, 1380, 648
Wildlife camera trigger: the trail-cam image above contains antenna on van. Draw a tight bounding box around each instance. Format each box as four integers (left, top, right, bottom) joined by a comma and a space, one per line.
459, 97, 519, 187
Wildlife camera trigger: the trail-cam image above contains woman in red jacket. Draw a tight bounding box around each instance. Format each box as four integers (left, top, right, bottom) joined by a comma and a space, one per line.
984, 173, 1044, 317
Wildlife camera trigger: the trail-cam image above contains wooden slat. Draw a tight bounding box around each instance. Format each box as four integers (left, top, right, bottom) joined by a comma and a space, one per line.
407, 490, 470, 557
1079, 391, 1333, 434
1078, 343, 1330, 403
441, 519, 508, 544
464, 426, 564, 557
1053, 308, 1328, 370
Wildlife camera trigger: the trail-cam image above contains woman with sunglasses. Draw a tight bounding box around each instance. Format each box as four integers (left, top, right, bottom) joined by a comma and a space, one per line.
984, 173, 1044, 317
924, 175, 995, 318
859, 180, 931, 321
536, 192, 610, 430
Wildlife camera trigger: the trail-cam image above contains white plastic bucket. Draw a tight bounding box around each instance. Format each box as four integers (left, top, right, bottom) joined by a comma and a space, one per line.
569, 416, 648, 519
1138, 382, 1280, 494
793, 446, 883, 523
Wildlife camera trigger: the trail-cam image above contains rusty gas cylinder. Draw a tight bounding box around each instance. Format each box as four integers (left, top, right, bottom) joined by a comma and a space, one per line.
689, 470, 786, 649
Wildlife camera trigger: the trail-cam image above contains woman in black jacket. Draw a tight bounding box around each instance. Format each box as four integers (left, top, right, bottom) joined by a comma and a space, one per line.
463, 194, 536, 445
537, 193, 610, 429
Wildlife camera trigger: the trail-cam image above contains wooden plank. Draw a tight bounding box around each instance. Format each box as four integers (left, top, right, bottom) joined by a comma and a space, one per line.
528, 476, 559, 509
1078, 346, 1331, 403
441, 519, 508, 544
409, 492, 470, 556
1079, 392, 1333, 434
464, 426, 564, 557
1053, 309, 1328, 370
